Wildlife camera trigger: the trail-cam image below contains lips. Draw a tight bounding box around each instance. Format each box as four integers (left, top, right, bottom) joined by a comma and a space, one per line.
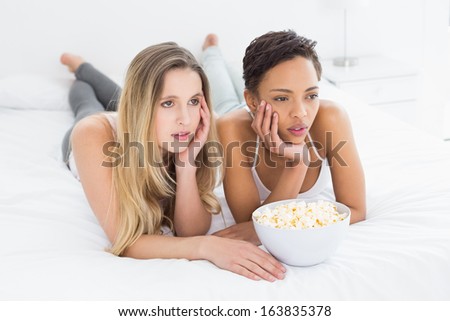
287, 124, 308, 137
172, 131, 191, 141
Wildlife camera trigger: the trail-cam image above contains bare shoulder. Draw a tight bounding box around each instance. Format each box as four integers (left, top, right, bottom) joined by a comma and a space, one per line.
71, 113, 115, 145
217, 108, 254, 143
316, 99, 350, 127
311, 100, 351, 137
308, 99, 355, 157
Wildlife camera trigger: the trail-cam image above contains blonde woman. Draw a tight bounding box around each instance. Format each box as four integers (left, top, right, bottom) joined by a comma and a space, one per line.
60, 43, 285, 282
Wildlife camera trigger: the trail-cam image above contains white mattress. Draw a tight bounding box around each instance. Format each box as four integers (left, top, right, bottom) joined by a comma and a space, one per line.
1, 77, 450, 300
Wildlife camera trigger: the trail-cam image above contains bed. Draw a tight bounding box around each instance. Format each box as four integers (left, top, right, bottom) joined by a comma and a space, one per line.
1, 74, 449, 301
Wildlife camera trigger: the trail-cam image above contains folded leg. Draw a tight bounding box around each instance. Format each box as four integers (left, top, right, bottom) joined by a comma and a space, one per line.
61, 80, 105, 162
202, 46, 245, 116
75, 63, 121, 111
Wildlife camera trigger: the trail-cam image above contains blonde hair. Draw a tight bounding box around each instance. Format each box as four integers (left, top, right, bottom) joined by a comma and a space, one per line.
110, 42, 222, 255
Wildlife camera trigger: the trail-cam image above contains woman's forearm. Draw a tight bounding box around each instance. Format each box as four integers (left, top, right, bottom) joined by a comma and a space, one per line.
122, 233, 286, 282
262, 162, 308, 205
173, 167, 211, 236
122, 233, 206, 260
348, 206, 366, 224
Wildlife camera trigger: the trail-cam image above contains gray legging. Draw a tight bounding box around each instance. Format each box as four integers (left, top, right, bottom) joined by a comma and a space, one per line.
61, 63, 121, 163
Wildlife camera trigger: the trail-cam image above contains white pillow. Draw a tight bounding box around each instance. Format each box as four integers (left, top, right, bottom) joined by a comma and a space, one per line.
0, 74, 72, 110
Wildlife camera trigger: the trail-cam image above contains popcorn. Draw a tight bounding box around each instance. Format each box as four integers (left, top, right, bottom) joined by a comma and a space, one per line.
253, 200, 347, 229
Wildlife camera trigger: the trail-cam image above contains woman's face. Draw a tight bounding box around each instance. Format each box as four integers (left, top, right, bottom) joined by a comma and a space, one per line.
255, 56, 320, 144
155, 68, 203, 153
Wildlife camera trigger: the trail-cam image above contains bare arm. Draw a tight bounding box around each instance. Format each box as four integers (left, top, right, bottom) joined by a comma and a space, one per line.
215, 102, 366, 246
318, 102, 366, 223
253, 102, 310, 205
173, 98, 213, 236
257, 100, 366, 223
173, 167, 211, 236
214, 105, 311, 244
261, 163, 307, 205
217, 116, 262, 223
124, 234, 285, 281
71, 115, 119, 241
71, 115, 285, 281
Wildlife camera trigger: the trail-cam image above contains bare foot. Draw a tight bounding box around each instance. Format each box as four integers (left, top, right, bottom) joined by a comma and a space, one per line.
60, 53, 85, 73
202, 34, 219, 51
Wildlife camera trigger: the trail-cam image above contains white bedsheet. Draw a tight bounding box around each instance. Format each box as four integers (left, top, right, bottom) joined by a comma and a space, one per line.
1, 80, 450, 300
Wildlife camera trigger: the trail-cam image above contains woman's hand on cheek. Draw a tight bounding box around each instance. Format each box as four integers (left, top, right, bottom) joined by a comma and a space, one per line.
176, 97, 210, 170
252, 101, 306, 162
194, 97, 211, 149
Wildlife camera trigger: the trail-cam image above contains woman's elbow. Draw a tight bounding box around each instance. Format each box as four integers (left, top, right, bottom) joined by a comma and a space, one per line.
349, 207, 366, 224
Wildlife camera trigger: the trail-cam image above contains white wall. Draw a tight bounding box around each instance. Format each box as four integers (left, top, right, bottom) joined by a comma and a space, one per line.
0, 0, 335, 78
0, 0, 448, 136
444, 26, 450, 139
420, 0, 450, 138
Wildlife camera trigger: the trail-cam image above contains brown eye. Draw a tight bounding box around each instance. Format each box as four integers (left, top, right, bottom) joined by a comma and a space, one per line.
189, 98, 200, 106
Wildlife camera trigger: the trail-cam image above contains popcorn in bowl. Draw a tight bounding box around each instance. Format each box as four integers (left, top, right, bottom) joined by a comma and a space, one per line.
253, 200, 348, 229
252, 199, 351, 266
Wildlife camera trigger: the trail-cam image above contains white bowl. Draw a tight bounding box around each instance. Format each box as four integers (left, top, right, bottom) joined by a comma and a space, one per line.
252, 199, 351, 267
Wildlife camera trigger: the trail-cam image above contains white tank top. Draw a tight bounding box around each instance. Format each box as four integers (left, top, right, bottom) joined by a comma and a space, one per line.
243, 106, 334, 202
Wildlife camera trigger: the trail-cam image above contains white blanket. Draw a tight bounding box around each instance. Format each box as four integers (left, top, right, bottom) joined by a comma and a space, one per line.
1, 77, 449, 300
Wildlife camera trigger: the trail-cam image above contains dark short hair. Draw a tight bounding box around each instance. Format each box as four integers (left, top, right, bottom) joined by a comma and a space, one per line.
243, 30, 322, 93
